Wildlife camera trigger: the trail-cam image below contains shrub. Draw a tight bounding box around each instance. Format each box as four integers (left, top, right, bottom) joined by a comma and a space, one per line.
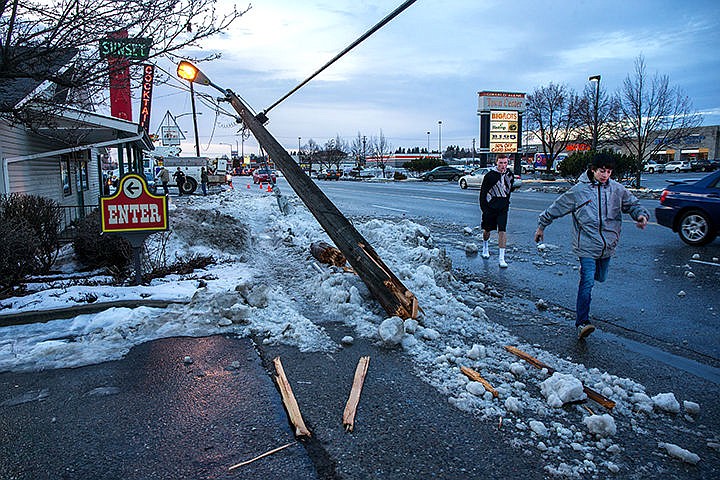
0, 217, 37, 295
73, 210, 132, 274
393, 171, 407, 181
402, 157, 446, 173
0, 193, 61, 272
559, 150, 638, 184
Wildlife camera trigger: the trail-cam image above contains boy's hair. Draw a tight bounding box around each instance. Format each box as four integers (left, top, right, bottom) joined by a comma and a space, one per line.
591, 153, 616, 170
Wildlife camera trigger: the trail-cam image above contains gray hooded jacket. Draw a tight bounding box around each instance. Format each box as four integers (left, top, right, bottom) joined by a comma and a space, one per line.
537, 171, 649, 258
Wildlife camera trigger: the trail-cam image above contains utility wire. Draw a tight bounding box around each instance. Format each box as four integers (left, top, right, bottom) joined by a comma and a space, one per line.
260, 0, 418, 118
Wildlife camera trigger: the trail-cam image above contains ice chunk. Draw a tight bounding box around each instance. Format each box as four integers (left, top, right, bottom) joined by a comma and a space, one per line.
652, 392, 681, 413
378, 317, 404, 345
505, 396, 522, 413
539, 372, 586, 407
529, 420, 548, 437
658, 442, 700, 465
583, 414, 617, 437
466, 381, 486, 396
683, 400, 700, 415
466, 344, 486, 360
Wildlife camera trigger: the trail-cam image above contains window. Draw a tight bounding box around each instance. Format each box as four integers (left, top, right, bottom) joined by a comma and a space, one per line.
60, 157, 72, 196
78, 160, 89, 191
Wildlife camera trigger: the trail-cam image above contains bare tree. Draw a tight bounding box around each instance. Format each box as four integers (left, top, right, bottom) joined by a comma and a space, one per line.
612, 55, 702, 187
350, 132, 365, 166
525, 82, 579, 173
323, 134, 348, 170
1, 0, 249, 129
371, 130, 392, 177
575, 80, 619, 150
304, 138, 320, 175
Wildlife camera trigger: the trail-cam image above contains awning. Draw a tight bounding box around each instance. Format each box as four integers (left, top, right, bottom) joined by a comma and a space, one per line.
4, 106, 153, 164
681, 149, 699, 154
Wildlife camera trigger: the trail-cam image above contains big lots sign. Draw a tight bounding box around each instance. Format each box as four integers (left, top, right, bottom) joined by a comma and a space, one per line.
101, 174, 168, 233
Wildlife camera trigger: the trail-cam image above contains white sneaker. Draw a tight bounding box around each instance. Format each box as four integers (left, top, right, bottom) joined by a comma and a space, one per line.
481, 251, 490, 259
499, 258, 508, 268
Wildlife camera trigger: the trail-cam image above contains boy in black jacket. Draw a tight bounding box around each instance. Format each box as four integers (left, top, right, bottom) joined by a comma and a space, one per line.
479, 156, 514, 267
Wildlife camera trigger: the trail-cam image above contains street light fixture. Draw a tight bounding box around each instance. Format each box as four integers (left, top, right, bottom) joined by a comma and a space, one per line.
589, 74, 601, 151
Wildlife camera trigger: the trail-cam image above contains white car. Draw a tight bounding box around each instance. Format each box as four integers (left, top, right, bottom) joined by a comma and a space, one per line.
458, 167, 522, 190
643, 161, 665, 173
664, 160, 692, 173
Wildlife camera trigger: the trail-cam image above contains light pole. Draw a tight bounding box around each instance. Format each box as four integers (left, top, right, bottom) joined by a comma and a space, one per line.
175, 60, 418, 321
589, 74, 601, 151
426, 131, 430, 153
438, 121, 442, 161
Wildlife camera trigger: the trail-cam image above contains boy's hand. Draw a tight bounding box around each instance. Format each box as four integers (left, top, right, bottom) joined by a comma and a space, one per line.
636, 215, 648, 230
534, 228, 544, 243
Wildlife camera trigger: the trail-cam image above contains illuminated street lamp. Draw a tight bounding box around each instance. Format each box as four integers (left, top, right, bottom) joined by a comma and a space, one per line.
588, 74, 601, 151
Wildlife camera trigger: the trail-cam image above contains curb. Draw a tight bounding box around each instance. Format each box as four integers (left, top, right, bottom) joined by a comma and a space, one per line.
0, 299, 190, 327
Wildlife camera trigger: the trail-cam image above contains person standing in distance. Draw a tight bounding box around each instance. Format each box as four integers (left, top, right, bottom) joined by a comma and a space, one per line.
172, 167, 186, 196
479, 155, 515, 268
156, 166, 170, 196
533, 153, 649, 339
200, 167, 209, 196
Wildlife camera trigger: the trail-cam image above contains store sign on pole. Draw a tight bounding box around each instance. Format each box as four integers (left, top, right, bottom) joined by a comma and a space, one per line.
160, 125, 182, 146
490, 110, 519, 153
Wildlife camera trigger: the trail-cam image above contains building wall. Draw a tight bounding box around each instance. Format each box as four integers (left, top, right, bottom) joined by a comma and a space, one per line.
1, 117, 100, 207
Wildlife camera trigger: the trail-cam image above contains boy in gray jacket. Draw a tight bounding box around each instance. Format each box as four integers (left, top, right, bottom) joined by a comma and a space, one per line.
533, 153, 649, 339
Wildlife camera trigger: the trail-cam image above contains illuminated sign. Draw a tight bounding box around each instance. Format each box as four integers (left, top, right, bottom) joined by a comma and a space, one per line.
101, 174, 168, 233
490, 110, 519, 153
139, 64, 155, 133
99, 37, 152, 60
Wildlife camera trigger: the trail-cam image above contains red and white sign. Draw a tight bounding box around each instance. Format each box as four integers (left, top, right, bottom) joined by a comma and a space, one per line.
101, 174, 168, 233
490, 110, 519, 153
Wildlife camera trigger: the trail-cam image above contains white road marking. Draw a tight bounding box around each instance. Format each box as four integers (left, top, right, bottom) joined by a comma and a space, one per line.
372, 204, 408, 213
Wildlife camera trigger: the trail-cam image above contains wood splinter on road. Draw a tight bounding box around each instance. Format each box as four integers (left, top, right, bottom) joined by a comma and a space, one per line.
273, 356, 312, 437
228, 441, 296, 471
504, 346, 616, 410
343, 356, 370, 432
460, 366, 499, 398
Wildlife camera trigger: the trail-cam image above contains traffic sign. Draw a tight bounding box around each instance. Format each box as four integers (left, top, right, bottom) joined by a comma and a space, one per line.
101, 174, 168, 233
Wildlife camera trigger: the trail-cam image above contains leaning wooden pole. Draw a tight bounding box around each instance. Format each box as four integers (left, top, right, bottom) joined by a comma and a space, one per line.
225, 92, 418, 319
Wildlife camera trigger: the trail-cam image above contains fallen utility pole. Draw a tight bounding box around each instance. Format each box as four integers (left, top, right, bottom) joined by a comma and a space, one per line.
224, 91, 418, 319
505, 346, 616, 410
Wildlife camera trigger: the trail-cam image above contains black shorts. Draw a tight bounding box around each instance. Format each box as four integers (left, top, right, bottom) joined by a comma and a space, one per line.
481, 197, 509, 232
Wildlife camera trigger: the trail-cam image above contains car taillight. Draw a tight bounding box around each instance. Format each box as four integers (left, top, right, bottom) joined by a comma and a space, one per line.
660, 190, 669, 203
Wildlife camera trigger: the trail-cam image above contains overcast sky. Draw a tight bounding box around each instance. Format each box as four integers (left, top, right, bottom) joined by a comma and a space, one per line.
147, 0, 720, 157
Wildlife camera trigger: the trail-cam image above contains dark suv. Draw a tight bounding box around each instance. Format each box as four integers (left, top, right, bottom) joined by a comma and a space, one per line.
690, 158, 716, 172
421, 166, 464, 181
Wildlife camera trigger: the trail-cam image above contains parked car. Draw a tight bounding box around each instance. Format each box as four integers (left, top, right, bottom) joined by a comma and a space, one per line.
690, 158, 716, 172
655, 169, 720, 245
317, 169, 342, 180
253, 167, 277, 184
458, 167, 522, 190
643, 161, 665, 174
421, 166, 464, 181
664, 160, 692, 173
520, 159, 535, 174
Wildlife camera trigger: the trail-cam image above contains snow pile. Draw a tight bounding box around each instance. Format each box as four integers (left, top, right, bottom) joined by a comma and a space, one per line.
539, 372, 587, 407
652, 392, 681, 413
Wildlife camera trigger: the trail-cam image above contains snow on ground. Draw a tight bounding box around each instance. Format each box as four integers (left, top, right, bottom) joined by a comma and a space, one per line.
0, 183, 709, 477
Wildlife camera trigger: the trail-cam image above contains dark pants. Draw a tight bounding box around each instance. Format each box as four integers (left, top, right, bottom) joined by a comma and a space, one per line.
162, 182, 169, 195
